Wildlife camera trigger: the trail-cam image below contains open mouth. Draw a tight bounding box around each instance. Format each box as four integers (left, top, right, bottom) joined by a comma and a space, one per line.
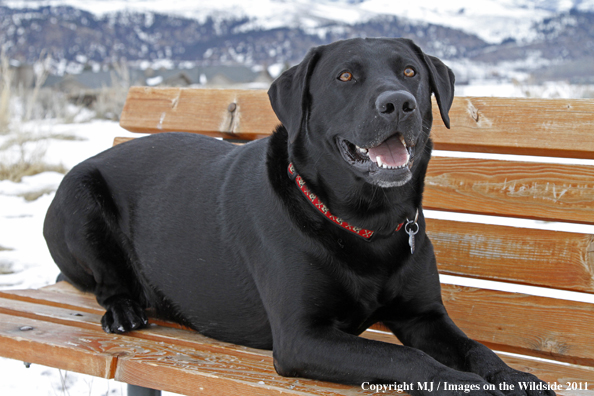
338, 133, 415, 171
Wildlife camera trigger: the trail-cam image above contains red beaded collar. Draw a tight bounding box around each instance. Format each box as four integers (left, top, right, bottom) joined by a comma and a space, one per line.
288, 163, 404, 241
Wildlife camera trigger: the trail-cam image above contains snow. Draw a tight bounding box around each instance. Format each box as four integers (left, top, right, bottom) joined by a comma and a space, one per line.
0, 120, 183, 395
5, 0, 594, 45
0, 358, 129, 396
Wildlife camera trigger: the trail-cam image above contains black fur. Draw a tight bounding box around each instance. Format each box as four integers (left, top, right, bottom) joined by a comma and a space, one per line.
44, 38, 553, 396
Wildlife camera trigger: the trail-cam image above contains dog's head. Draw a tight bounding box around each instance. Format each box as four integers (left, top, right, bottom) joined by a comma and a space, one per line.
268, 38, 454, 189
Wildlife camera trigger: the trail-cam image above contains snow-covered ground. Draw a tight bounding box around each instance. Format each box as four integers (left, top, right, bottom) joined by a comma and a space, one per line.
1, 82, 594, 394
0, 120, 183, 395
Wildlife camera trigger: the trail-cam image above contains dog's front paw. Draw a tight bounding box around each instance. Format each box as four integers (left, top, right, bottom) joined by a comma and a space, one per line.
486, 369, 556, 396
101, 296, 148, 334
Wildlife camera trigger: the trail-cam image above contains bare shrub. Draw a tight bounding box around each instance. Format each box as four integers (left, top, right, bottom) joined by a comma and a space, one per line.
34, 88, 80, 122
23, 52, 51, 122
0, 46, 12, 134
0, 156, 67, 183
0, 49, 71, 185
0, 129, 67, 182
93, 59, 130, 121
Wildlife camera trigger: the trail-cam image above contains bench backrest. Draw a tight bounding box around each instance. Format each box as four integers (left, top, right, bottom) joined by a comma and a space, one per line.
120, 87, 594, 368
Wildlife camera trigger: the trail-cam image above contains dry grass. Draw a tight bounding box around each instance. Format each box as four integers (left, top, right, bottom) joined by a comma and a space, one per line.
0, 129, 68, 182
18, 186, 57, 201
0, 131, 84, 151
48, 132, 86, 141
0, 159, 67, 183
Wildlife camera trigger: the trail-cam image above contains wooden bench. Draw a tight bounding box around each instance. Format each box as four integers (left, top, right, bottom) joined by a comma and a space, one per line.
1, 87, 593, 395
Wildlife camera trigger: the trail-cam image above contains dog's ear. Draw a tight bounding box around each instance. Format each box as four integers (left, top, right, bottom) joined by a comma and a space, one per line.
405, 40, 455, 129
268, 48, 320, 144
423, 53, 456, 129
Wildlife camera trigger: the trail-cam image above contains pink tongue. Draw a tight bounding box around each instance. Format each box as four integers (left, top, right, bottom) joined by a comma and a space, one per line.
368, 135, 408, 168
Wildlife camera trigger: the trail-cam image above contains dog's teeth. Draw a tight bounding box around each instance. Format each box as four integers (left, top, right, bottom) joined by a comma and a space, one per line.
400, 136, 407, 148
376, 156, 383, 167
357, 146, 368, 154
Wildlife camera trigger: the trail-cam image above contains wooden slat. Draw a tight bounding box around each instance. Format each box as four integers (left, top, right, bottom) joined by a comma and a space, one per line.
428, 219, 594, 294
442, 284, 594, 367
0, 290, 377, 395
363, 329, 594, 394
1, 285, 593, 395
119, 88, 594, 159
114, 136, 134, 146
117, 349, 594, 396
425, 157, 594, 224
492, 355, 594, 394
119, 87, 278, 141
0, 283, 105, 314
0, 313, 117, 378
432, 97, 594, 159
0, 291, 274, 359
115, 348, 358, 396
5, 281, 594, 369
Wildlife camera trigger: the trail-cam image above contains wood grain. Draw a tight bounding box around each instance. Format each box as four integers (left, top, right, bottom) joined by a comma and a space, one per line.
0, 282, 104, 314
119, 87, 278, 141
432, 97, 594, 159
361, 331, 594, 394
4, 281, 594, 368
0, 292, 274, 360
0, 313, 118, 378
1, 284, 593, 395
428, 219, 594, 294
425, 157, 594, 224
119, 88, 594, 159
494, 356, 594, 395
441, 284, 594, 366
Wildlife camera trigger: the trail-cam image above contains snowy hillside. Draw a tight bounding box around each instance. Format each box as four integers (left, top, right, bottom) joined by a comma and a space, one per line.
2, 0, 594, 86
5, 0, 594, 43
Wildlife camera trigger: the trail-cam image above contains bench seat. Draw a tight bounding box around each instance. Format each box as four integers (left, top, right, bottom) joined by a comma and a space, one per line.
1, 282, 593, 395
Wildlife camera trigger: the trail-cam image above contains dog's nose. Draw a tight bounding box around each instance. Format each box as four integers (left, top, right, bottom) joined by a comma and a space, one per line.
375, 91, 417, 120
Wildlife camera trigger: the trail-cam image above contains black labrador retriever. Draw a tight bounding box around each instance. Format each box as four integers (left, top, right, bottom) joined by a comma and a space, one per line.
44, 38, 553, 396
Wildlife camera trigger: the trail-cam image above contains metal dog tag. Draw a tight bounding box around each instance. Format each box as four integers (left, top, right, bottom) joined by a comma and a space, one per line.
408, 231, 416, 254
405, 212, 419, 255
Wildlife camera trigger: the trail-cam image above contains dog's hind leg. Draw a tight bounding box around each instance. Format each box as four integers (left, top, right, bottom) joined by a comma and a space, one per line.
44, 165, 148, 334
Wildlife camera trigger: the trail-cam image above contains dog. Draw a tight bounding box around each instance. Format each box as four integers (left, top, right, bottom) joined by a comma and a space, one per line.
44, 38, 553, 396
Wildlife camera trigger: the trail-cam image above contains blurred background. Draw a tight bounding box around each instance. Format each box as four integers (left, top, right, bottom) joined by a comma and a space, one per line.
1, 0, 594, 130
1, 1, 593, 395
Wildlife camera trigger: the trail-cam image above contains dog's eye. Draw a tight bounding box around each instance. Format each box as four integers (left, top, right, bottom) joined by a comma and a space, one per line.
338, 71, 353, 82
404, 67, 416, 78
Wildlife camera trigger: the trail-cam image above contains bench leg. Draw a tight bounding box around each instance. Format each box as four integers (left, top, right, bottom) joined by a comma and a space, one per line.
127, 384, 162, 396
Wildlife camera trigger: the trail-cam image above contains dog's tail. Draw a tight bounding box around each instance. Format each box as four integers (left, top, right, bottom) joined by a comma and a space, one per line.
55, 272, 69, 283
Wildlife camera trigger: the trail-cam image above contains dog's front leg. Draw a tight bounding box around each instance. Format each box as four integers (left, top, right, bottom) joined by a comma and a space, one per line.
271, 325, 503, 396
385, 303, 556, 396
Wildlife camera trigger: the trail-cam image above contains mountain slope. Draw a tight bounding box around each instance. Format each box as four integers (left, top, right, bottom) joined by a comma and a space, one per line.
1, 1, 593, 83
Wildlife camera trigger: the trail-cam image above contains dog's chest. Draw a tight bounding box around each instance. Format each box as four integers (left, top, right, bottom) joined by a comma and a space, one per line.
329, 271, 401, 334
